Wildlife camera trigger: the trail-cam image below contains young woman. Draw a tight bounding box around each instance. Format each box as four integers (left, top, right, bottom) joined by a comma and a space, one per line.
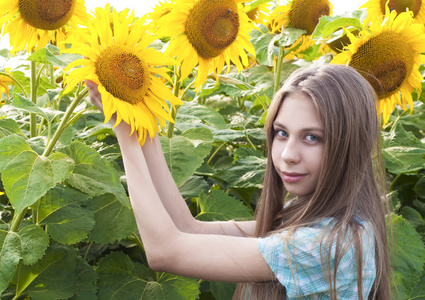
86, 64, 391, 299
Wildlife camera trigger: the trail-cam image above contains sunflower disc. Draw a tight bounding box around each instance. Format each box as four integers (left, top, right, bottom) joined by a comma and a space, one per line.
381, 0, 421, 17
185, 0, 240, 59
95, 45, 150, 105
19, 0, 76, 30
349, 31, 414, 98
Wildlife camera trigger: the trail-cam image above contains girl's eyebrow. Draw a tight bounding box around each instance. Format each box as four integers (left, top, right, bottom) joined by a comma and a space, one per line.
273, 121, 324, 133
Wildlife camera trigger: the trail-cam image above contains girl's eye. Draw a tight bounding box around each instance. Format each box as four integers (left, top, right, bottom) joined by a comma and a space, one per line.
305, 134, 320, 143
275, 129, 288, 138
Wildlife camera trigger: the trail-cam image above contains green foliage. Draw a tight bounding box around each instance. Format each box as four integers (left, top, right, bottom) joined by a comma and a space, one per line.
0, 7, 424, 300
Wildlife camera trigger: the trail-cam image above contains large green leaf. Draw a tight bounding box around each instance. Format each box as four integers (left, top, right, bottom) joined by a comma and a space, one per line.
176, 101, 227, 131
0, 135, 55, 214
382, 124, 425, 174
388, 214, 425, 299
97, 251, 200, 300
35, 186, 94, 245
16, 243, 79, 300
161, 128, 213, 186
210, 281, 237, 300
69, 257, 98, 300
215, 156, 266, 189
0, 230, 21, 294
89, 193, 137, 244
48, 152, 74, 184
196, 190, 253, 221
18, 224, 50, 265
59, 141, 130, 208
0, 119, 24, 138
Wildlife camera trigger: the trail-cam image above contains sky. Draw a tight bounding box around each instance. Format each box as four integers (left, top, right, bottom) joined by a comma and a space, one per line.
84, 0, 369, 16
0, 0, 368, 50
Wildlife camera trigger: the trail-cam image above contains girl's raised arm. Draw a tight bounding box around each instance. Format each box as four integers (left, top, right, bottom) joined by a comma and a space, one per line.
117, 127, 273, 282
86, 81, 255, 235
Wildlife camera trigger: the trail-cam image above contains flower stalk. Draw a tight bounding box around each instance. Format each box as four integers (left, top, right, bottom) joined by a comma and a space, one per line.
30, 61, 38, 138
274, 46, 285, 95
42, 87, 88, 157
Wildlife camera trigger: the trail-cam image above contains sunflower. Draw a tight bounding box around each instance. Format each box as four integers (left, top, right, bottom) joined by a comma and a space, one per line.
245, 2, 271, 25
361, 0, 425, 25
147, 0, 176, 31
267, 0, 332, 60
63, 5, 183, 145
0, 0, 89, 53
268, 0, 332, 34
156, 0, 256, 90
0, 69, 14, 96
332, 8, 425, 125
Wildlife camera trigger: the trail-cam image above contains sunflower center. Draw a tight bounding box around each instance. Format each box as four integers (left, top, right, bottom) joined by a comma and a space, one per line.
19, 0, 76, 30
289, 0, 331, 35
95, 45, 150, 105
349, 31, 415, 98
380, 0, 421, 17
185, 0, 239, 59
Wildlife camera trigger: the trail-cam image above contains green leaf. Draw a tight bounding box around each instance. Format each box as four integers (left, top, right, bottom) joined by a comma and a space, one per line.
179, 176, 210, 198
10, 94, 49, 121
409, 270, 425, 300
16, 243, 79, 300
97, 252, 200, 300
383, 146, 425, 174
161, 128, 213, 186
311, 10, 367, 39
387, 214, 425, 299
0, 119, 24, 138
312, 17, 362, 39
0, 230, 21, 294
215, 156, 266, 189
196, 190, 253, 221
35, 186, 94, 245
69, 257, 98, 300
89, 193, 137, 244
18, 224, 50, 265
0, 135, 55, 214
210, 281, 237, 300
48, 152, 74, 184
402, 206, 424, 229
177, 101, 227, 131
28, 48, 70, 68
59, 142, 130, 208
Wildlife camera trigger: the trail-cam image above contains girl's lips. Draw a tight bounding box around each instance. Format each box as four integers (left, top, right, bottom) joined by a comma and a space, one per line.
282, 172, 307, 183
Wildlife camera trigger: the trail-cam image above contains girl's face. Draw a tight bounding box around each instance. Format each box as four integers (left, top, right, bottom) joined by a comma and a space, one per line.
271, 92, 325, 196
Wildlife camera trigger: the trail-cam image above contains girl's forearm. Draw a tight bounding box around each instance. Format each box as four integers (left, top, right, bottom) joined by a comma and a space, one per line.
140, 135, 196, 232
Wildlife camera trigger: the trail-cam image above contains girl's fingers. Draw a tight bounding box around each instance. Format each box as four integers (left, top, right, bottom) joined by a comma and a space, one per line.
85, 80, 104, 112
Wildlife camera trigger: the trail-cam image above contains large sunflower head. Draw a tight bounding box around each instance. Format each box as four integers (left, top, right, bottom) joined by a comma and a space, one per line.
0, 0, 89, 53
63, 4, 183, 145
268, 0, 332, 34
332, 8, 425, 125
361, 0, 425, 25
157, 0, 256, 90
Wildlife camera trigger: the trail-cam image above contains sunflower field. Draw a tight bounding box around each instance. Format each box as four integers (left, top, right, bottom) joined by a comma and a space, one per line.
0, 0, 425, 299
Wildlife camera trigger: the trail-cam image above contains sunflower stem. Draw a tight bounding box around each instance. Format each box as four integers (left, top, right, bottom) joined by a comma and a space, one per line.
167, 67, 182, 138
0, 72, 28, 98
42, 88, 88, 157
389, 109, 409, 132
10, 208, 28, 233
30, 61, 38, 138
274, 47, 285, 95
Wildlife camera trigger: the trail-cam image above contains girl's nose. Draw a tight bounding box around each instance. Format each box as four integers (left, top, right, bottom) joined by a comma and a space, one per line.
281, 138, 301, 164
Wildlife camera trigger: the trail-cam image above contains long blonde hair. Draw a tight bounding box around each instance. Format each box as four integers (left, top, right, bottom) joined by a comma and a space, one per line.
234, 64, 391, 299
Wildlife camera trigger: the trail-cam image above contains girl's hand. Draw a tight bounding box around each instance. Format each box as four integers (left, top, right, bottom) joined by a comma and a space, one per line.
85, 80, 133, 138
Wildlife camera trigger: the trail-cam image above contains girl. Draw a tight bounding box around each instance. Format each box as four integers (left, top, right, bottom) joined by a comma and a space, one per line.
86, 64, 391, 299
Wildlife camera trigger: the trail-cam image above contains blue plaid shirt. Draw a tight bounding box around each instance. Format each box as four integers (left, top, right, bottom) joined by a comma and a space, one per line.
258, 218, 375, 299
